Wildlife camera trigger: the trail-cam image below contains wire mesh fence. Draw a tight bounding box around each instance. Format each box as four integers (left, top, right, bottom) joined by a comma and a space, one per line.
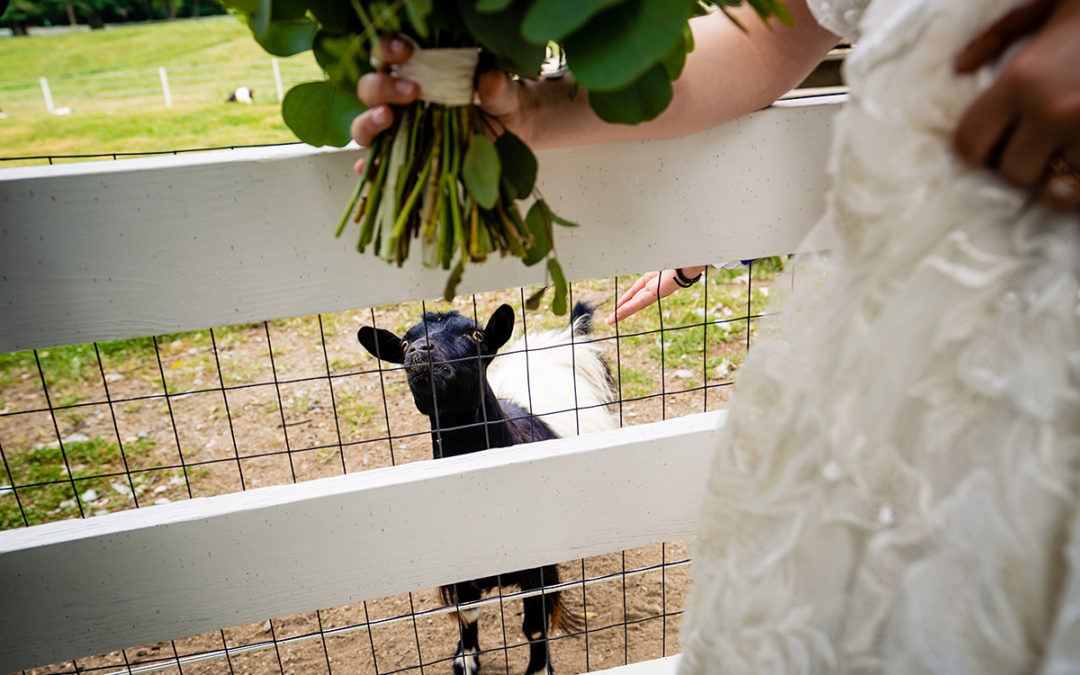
1, 259, 789, 675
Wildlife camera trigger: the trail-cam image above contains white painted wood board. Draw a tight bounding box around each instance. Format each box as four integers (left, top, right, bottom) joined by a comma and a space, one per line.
0, 410, 725, 673
592, 655, 681, 675
0, 96, 842, 353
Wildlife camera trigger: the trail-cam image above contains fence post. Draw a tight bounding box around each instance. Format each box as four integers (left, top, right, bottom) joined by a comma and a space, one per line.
272, 58, 284, 102
39, 77, 56, 114
159, 67, 173, 109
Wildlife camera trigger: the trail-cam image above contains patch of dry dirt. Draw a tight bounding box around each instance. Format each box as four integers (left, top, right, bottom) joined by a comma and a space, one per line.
3, 271, 775, 675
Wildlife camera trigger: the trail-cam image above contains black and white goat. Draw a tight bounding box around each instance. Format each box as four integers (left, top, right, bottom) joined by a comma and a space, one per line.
358, 302, 617, 675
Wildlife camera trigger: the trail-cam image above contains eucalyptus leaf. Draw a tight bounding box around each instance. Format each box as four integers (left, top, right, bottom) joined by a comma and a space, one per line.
282, 81, 367, 147
548, 258, 568, 316
587, 63, 672, 124
457, 0, 546, 78
306, 0, 355, 28
495, 131, 537, 200
217, 0, 259, 13
314, 31, 371, 93
525, 286, 549, 310
521, 0, 624, 43
659, 23, 693, 81
522, 201, 551, 266
462, 134, 501, 209
404, 0, 434, 38
252, 17, 318, 56
476, 0, 513, 11
563, 0, 692, 92
541, 199, 579, 227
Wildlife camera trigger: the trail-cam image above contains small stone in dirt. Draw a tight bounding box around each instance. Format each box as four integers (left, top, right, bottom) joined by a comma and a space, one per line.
673, 369, 694, 380
63, 432, 90, 444
80, 488, 99, 502
105, 373, 125, 383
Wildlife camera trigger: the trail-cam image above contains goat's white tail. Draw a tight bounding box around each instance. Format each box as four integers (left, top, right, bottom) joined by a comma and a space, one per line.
487, 314, 618, 438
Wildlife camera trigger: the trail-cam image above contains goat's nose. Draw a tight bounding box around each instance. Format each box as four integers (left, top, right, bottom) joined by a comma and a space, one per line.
409, 339, 434, 354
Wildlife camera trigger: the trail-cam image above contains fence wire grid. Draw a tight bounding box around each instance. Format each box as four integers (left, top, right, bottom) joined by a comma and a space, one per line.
1, 145, 798, 675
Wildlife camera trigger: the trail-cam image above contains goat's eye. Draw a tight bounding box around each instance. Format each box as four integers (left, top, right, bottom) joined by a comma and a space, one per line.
471, 330, 484, 342
400, 340, 409, 352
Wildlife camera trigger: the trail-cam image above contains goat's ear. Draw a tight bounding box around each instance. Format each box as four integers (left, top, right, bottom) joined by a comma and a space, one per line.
484, 304, 516, 353
357, 326, 405, 364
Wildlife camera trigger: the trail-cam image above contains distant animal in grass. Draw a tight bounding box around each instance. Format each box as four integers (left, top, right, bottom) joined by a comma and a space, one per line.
358, 302, 617, 675
226, 87, 253, 104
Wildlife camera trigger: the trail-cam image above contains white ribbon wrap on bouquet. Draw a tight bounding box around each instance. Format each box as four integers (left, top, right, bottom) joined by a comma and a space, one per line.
393, 47, 480, 107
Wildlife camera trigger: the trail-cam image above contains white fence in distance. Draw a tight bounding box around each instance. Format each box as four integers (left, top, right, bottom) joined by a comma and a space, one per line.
0, 95, 843, 673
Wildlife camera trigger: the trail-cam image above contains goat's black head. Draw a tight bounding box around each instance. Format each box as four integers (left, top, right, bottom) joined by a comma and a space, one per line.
357, 304, 516, 416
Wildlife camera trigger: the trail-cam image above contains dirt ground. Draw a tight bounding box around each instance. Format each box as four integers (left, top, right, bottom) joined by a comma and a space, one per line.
2, 272, 774, 675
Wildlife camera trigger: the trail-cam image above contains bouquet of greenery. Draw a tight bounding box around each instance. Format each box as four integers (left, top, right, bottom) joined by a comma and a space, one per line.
216, 0, 790, 314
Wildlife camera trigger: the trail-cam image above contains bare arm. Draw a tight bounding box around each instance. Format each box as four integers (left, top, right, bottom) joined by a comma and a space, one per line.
518, 2, 840, 148
352, 1, 839, 156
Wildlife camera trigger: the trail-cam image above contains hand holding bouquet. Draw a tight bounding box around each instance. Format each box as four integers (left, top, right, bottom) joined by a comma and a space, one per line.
217, 0, 790, 313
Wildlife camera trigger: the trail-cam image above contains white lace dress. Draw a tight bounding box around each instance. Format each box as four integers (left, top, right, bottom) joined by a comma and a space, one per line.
677, 0, 1080, 672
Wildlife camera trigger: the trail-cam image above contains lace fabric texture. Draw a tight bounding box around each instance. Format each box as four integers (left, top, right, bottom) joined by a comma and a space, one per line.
678, 0, 1080, 672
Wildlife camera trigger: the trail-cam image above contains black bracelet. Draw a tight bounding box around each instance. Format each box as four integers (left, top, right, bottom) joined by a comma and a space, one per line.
673, 267, 702, 288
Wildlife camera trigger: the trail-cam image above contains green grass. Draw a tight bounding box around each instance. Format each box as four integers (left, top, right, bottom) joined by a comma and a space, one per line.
0, 436, 156, 529
0, 15, 323, 163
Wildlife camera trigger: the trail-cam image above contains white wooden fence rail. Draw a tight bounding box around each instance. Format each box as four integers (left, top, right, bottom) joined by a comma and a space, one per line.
0, 95, 843, 673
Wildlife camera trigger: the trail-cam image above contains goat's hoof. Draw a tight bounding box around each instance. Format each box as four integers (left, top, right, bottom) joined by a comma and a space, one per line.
452, 647, 480, 675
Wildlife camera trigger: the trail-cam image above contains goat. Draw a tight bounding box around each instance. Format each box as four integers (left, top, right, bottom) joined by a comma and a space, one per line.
358, 302, 617, 675
226, 86, 253, 104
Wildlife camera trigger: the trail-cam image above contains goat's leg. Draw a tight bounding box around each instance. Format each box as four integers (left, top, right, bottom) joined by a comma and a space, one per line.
444, 582, 483, 675
520, 565, 560, 675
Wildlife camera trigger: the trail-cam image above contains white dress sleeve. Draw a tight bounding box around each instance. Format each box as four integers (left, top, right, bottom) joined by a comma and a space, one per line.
804, 0, 871, 42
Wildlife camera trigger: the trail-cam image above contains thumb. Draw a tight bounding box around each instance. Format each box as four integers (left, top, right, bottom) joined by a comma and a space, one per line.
475, 69, 521, 119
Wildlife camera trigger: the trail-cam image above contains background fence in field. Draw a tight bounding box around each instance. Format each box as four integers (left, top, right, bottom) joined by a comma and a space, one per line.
1, 57, 322, 116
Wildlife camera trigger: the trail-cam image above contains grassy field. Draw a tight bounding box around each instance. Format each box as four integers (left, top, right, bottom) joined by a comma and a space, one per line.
0, 15, 323, 164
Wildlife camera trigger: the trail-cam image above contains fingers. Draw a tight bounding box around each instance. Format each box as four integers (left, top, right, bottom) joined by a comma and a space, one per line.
608, 286, 661, 325
607, 273, 659, 325
372, 35, 414, 68
996, 118, 1061, 187
350, 36, 420, 155
1041, 152, 1080, 210
954, 0, 1058, 72
357, 72, 420, 109
350, 104, 395, 152
476, 69, 520, 118
953, 78, 1017, 168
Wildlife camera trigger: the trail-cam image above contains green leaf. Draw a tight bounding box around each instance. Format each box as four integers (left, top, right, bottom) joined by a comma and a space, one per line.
563, 0, 692, 92
476, 0, 513, 11
659, 23, 693, 81
306, 0, 356, 28
252, 18, 318, 56
522, 201, 551, 266
404, 0, 434, 38
587, 63, 673, 124
457, 0, 546, 78
217, 0, 259, 14
549, 258, 568, 315
521, 0, 623, 42
495, 131, 537, 200
463, 134, 501, 209
282, 81, 367, 147
314, 31, 372, 94
525, 285, 549, 310
444, 257, 466, 301
541, 199, 579, 227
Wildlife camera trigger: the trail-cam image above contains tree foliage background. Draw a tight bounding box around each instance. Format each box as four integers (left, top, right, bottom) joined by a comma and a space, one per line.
1, 0, 226, 33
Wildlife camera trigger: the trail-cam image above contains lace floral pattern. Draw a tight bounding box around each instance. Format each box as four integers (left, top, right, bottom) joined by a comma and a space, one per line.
678, 0, 1080, 672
